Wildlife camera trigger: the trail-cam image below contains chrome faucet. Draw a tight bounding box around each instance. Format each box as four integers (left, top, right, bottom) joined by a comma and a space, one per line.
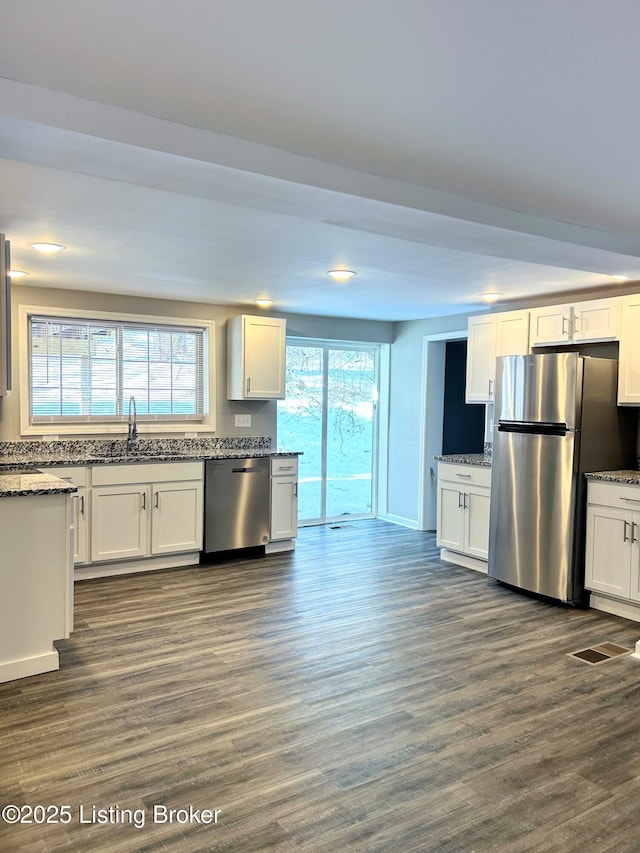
127, 395, 137, 452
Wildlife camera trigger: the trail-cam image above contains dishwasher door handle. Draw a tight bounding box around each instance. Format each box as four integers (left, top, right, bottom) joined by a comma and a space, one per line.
232, 467, 262, 473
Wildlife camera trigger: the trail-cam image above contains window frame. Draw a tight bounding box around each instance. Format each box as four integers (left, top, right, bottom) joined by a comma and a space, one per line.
19, 305, 216, 436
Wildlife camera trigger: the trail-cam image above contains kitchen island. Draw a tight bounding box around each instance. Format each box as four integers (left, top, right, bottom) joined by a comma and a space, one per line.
0, 471, 76, 683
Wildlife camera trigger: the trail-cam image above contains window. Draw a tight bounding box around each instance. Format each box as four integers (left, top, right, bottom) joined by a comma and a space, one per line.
20, 307, 215, 435
277, 340, 379, 524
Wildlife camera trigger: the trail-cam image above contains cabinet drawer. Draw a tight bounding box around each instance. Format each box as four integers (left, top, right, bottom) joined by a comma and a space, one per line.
46, 465, 89, 488
91, 460, 203, 486
587, 480, 640, 510
271, 457, 298, 476
438, 462, 491, 489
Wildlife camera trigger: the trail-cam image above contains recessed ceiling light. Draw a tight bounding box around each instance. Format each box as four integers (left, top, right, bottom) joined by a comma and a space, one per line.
479, 291, 503, 303
254, 298, 273, 308
612, 275, 630, 281
327, 269, 356, 282
8, 270, 28, 278
28, 242, 65, 253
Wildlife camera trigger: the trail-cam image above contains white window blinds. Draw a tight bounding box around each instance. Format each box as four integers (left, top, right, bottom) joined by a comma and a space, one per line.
29, 315, 207, 423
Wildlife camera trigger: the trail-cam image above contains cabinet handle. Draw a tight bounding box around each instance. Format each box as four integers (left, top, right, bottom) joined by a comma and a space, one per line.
458, 492, 463, 509
624, 520, 629, 542
464, 493, 468, 509
155, 491, 159, 510
573, 314, 580, 333
246, 377, 251, 394
621, 497, 640, 503
562, 316, 568, 336
633, 522, 638, 544
488, 378, 494, 397
141, 492, 146, 511
294, 483, 298, 497
80, 495, 85, 516
456, 473, 472, 478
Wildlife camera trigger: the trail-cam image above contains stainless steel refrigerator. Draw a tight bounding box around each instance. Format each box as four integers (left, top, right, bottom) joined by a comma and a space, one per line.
488, 352, 637, 604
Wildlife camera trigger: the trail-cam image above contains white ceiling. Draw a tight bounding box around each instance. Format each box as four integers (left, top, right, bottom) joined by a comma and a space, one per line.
1, 0, 640, 321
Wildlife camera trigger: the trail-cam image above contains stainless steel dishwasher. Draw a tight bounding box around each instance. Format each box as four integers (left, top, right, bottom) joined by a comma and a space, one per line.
204, 457, 271, 553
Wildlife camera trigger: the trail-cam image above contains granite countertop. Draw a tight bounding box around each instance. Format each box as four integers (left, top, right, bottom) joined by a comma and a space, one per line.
0, 437, 301, 472
0, 470, 78, 498
0, 449, 299, 469
434, 453, 492, 468
0, 438, 301, 497
585, 470, 640, 486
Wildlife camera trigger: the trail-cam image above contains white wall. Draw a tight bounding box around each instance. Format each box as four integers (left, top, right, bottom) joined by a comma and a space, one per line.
385, 311, 474, 529
0, 285, 395, 443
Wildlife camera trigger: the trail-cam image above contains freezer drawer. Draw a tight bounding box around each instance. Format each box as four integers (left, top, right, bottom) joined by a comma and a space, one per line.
488, 430, 580, 601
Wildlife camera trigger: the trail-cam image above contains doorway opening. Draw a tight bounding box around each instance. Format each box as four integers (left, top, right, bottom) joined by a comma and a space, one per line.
441, 340, 485, 454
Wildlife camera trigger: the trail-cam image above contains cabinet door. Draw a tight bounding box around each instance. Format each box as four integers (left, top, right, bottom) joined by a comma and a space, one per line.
436, 483, 465, 551
585, 504, 631, 597
573, 298, 619, 343
243, 315, 286, 398
270, 475, 298, 541
73, 487, 88, 564
618, 294, 640, 404
151, 480, 204, 555
529, 305, 572, 346
495, 310, 530, 357
465, 486, 491, 560
91, 485, 149, 562
465, 315, 496, 403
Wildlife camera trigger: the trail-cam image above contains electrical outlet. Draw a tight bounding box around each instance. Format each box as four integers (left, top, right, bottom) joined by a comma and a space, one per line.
184, 431, 198, 439
235, 414, 252, 428
42, 434, 59, 441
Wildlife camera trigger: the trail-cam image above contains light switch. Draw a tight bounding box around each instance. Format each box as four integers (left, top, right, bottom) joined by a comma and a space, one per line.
235, 414, 252, 428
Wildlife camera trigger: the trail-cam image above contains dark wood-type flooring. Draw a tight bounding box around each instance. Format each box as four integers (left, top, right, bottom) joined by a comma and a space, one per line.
2, 520, 640, 852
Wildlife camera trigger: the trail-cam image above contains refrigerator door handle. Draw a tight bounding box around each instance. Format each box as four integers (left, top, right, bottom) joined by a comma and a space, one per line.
497, 420, 569, 436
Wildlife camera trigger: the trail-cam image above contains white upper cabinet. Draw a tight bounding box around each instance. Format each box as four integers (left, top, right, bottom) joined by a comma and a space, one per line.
465, 310, 530, 403
227, 314, 286, 400
529, 297, 620, 347
618, 293, 640, 404
529, 303, 572, 346
573, 298, 620, 342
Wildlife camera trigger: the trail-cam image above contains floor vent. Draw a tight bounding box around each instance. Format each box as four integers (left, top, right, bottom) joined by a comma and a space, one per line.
568, 642, 631, 666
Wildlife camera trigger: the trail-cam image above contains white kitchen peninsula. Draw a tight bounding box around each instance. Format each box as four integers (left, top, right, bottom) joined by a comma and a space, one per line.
0, 471, 75, 683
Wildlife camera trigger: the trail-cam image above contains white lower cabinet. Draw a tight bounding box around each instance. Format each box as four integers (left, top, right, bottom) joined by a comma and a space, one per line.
91, 484, 149, 562
269, 457, 298, 548
585, 480, 640, 620
151, 480, 204, 555
47, 466, 89, 565
437, 462, 491, 571
90, 462, 204, 565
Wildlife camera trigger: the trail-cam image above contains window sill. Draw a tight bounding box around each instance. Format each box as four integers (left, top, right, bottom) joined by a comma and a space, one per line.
21, 423, 216, 437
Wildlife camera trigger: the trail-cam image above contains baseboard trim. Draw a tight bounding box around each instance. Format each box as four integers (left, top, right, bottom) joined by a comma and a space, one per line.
74, 552, 200, 580
379, 512, 419, 530
440, 548, 488, 574
588, 592, 640, 623
265, 540, 296, 553
0, 649, 59, 684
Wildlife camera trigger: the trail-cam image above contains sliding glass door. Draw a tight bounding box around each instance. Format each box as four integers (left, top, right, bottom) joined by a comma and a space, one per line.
277, 341, 378, 524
